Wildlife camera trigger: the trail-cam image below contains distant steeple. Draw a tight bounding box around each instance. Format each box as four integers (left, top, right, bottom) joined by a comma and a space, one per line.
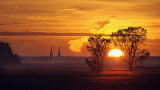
50, 46, 53, 57
58, 45, 61, 57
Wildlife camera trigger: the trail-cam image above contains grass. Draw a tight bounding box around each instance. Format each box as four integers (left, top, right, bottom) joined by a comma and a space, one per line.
0, 67, 160, 90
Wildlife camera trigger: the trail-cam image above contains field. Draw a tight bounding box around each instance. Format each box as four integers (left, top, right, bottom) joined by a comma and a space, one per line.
0, 63, 160, 90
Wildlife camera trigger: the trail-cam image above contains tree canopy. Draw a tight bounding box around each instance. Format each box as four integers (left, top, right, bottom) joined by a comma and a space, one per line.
86, 35, 111, 71
111, 27, 150, 71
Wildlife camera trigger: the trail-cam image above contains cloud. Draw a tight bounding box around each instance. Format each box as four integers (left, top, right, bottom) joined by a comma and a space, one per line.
0, 15, 14, 18
147, 39, 160, 44
92, 0, 156, 2
93, 21, 110, 30
146, 23, 160, 28
26, 16, 56, 21
11, 6, 19, 9
110, 16, 117, 18
68, 20, 110, 52
72, 5, 100, 11
0, 23, 19, 26
0, 32, 110, 36
69, 2, 102, 11
150, 25, 160, 28
128, 2, 160, 18
0, 1, 57, 15
63, 9, 77, 11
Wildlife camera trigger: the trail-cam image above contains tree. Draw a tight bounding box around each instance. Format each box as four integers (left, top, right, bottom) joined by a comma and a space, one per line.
111, 27, 150, 71
86, 35, 111, 71
136, 49, 150, 66
0, 41, 20, 65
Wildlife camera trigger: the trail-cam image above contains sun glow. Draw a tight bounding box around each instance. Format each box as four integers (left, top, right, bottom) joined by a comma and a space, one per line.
108, 49, 124, 57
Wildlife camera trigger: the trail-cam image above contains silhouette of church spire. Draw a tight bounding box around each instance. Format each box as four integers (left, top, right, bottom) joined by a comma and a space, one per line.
50, 45, 53, 57
58, 45, 61, 57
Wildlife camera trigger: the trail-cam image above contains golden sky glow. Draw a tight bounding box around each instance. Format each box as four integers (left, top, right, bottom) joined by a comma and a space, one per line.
0, 0, 160, 56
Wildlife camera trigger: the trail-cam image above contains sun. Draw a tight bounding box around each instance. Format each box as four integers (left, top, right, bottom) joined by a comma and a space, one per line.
108, 49, 124, 57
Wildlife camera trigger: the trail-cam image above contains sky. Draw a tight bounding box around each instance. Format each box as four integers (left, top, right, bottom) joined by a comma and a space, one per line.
0, 0, 160, 56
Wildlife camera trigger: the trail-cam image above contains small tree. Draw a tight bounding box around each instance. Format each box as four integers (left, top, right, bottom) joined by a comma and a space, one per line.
111, 27, 150, 71
136, 49, 150, 66
86, 35, 111, 71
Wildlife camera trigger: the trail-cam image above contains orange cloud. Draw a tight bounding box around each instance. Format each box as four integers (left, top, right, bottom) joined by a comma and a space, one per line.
68, 20, 110, 52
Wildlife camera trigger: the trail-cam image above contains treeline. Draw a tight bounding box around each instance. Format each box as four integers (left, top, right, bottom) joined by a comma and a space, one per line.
0, 41, 20, 65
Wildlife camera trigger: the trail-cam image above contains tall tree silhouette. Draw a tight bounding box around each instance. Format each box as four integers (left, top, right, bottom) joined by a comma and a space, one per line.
0, 41, 20, 65
111, 27, 150, 71
86, 35, 111, 71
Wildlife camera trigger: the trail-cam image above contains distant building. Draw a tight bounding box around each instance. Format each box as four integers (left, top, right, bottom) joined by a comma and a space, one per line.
58, 46, 61, 57
50, 45, 61, 57
50, 46, 53, 57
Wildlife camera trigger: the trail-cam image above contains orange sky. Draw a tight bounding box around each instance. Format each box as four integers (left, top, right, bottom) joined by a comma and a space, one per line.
0, 0, 160, 56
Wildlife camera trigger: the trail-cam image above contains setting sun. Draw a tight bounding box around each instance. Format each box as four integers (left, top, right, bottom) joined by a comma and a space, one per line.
108, 49, 124, 57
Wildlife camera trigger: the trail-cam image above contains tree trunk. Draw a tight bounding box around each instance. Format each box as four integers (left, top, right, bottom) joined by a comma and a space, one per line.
128, 61, 133, 72
129, 65, 133, 72
100, 58, 104, 71
128, 56, 133, 72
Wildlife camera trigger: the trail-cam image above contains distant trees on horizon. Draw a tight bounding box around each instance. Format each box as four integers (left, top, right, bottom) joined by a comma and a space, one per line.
0, 41, 20, 65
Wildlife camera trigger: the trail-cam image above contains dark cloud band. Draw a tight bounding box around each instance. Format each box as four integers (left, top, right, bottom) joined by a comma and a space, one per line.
0, 32, 110, 36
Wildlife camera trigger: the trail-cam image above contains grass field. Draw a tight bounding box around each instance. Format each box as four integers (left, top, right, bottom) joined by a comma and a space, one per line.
0, 64, 160, 90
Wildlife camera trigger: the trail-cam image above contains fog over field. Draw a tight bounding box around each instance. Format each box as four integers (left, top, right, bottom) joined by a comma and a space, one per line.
0, 56, 159, 90
17, 56, 160, 71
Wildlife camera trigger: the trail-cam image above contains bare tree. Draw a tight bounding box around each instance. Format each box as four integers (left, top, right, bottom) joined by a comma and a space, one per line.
111, 27, 150, 71
86, 35, 111, 71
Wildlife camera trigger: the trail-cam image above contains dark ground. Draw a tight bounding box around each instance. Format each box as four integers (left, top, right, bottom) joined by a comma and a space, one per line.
0, 64, 160, 90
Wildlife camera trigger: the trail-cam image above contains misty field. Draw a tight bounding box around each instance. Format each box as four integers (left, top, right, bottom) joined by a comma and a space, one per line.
0, 63, 160, 90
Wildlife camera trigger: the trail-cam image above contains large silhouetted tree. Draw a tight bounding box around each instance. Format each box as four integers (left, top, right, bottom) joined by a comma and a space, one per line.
111, 27, 150, 71
86, 35, 111, 71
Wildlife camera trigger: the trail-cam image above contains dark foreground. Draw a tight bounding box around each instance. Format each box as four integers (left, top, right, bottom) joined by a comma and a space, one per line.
0, 66, 160, 90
